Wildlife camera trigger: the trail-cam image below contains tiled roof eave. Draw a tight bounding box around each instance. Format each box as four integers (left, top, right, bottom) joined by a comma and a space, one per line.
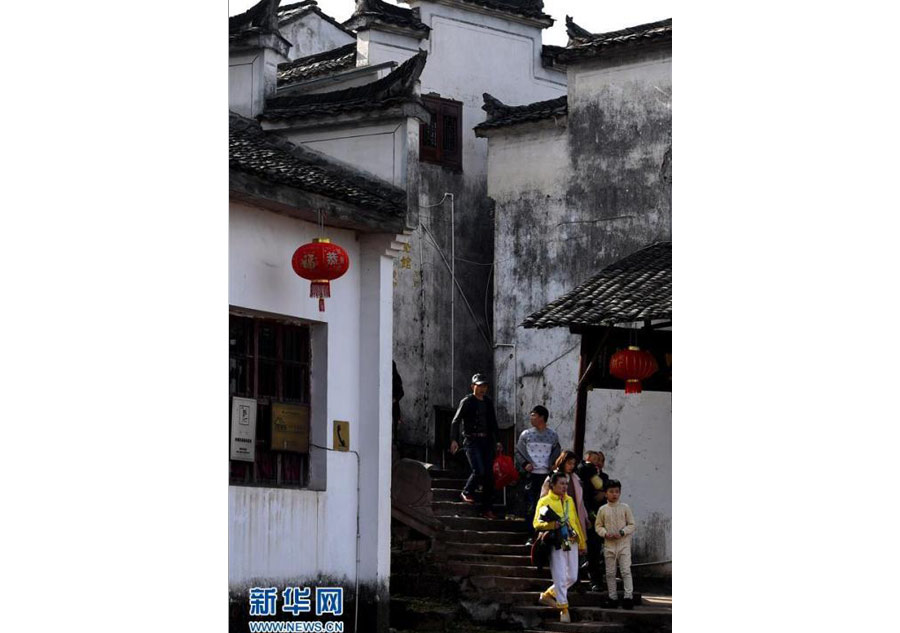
556, 19, 672, 63
229, 112, 407, 221
259, 97, 426, 122
443, 0, 553, 26
475, 93, 567, 133
521, 242, 672, 329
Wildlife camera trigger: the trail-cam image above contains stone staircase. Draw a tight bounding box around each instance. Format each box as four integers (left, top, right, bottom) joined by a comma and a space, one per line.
425, 469, 672, 633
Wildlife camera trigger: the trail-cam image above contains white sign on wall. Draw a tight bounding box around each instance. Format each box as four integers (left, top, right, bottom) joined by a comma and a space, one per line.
230, 397, 257, 462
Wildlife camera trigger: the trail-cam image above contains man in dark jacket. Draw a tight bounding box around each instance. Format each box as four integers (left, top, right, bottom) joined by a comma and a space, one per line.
392, 361, 404, 438
450, 373, 502, 519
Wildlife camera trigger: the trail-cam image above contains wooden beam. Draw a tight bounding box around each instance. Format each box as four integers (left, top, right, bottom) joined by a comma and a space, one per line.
573, 335, 590, 457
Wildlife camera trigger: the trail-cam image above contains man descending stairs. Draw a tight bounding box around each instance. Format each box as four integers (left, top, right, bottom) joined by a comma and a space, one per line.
427, 468, 672, 632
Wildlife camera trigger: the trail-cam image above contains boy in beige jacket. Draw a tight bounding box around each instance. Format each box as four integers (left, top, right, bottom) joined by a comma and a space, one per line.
594, 479, 636, 609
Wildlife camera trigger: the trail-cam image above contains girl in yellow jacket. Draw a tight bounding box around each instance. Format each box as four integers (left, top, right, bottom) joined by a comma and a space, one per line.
533, 472, 587, 623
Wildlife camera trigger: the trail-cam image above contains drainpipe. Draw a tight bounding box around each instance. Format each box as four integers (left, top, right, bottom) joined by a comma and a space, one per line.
313, 444, 361, 631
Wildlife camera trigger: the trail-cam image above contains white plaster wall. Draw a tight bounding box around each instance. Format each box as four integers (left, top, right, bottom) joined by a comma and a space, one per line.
229, 458, 358, 586
229, 51, 262, 118
584, 389, 672, 562
282, 122, 409, 187
230, 48, 289, 118
281, 13, 355, 60
485, 122, 569, 199
568, 51, 672, 113
228, 201, 364, 586
357, 28, 421, 67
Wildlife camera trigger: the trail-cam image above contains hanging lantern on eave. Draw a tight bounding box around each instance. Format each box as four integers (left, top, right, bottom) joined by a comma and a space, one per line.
291, 238, 350, 312
609, 346, 659, 394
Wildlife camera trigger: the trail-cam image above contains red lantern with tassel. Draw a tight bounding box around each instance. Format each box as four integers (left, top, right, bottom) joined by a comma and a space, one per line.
291, 238, 350, 312
609, 346, 659, 394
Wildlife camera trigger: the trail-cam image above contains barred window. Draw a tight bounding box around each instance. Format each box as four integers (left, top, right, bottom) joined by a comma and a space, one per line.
419, 95, 462, 170
229, 313, 311, 488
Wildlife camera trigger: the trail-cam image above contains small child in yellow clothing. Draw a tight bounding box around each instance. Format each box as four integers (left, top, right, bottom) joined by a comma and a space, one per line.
594, 479, 636, 609
533, 472, 587, 623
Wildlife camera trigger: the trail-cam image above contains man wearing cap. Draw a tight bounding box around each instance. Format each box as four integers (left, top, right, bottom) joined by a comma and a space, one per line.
450, 373, 503, 519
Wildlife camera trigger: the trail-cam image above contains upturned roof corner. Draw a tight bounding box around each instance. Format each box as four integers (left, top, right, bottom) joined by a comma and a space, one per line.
229, 0, 282, 35
565, 15, 595, 45
262, 51, 428, 122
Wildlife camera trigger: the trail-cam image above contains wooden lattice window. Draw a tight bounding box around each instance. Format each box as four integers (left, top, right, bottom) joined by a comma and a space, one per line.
229, 313, 311, 488
420, 95, 462, 170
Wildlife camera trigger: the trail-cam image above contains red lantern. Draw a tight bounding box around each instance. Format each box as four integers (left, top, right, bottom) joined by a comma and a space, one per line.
291, 238, 350, 312
609, 346, 658, 394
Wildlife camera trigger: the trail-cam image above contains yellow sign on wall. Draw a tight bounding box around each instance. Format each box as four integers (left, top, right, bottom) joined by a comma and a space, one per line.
271, 403, 310, 453
333, 420, 350, 452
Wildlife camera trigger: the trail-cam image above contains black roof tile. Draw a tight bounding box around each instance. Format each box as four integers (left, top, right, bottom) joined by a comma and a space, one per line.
344, 0, 429, 34
230, 0, 281, 35
278, 43, 357, 86
443, 0, 551, 23
262, 51, 427, 121
230, 111, 406, 217
474, 92, 567, 132
556, 18, 672, 63
522, 242, 672, 329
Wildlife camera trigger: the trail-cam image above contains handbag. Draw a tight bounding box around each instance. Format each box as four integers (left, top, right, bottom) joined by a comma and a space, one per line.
492, 453, 519, 489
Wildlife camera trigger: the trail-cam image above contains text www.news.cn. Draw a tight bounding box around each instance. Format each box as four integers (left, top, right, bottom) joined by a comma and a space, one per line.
248, 621, 344, 632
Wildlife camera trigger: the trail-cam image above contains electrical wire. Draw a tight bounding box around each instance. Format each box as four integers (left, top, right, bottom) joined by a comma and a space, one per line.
420, 222, 493, 351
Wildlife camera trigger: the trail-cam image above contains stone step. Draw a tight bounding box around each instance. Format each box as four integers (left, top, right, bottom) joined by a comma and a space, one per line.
446, 561, 551, 579
432, 501, 513, 517
501, 592, 644, 607
426, 469, 468, 479
440, 552, 533, 567
528, 624, 626, 633
434, 541, 531, 556
512, 604, 672, 625
439, 529, 530, 544
440, 515, 531, 532
469, 575, 557, 592
468, 576, 631, 595
432, 487, 470, 501
431, 478, 468, 490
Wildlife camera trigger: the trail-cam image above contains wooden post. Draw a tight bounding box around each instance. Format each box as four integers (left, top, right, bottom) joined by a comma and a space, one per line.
573, 335, 589, 457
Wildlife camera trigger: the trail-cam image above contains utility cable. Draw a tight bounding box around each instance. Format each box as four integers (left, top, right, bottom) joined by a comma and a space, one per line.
420, 222, 493, 351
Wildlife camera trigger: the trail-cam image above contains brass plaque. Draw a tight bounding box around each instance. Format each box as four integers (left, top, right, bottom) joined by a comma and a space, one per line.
333, 420, 350, 452
271, 403, 310, 453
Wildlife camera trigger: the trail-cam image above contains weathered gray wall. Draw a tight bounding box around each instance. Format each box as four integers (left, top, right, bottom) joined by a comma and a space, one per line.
566, 45, 672, 264
390, 3, 568, 450
486, 41, 672, 564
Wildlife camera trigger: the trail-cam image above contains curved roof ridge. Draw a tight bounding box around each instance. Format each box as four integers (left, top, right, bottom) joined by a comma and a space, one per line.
263, 51, 428, 121
475, 92, 567, 132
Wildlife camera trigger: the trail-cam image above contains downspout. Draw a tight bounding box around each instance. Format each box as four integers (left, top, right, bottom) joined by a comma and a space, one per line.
313, 444, 361, 631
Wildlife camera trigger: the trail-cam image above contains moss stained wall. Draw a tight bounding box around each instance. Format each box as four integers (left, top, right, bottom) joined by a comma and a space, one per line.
487, 40, 672, 564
